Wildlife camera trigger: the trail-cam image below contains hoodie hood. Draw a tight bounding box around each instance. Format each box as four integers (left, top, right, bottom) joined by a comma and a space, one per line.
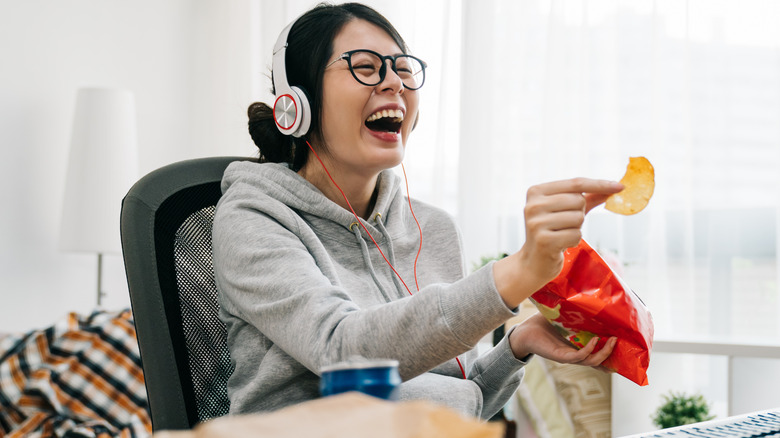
221, 161, 406, 242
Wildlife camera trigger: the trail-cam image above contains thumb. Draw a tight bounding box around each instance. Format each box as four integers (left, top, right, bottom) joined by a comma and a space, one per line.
585, 192, 614, 214
583, 180, 623, 213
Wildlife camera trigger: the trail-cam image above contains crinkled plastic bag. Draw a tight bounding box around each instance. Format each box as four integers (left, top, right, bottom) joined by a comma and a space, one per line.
530, 239, 654, 386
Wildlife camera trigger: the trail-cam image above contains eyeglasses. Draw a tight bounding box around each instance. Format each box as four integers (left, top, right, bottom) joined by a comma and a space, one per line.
326, 49, 427, 90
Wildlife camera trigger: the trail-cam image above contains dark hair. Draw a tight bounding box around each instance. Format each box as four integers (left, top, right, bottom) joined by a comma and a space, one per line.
247, 2, 409, 171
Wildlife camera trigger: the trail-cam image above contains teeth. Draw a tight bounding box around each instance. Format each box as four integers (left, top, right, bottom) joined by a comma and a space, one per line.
366, 109, 404, 122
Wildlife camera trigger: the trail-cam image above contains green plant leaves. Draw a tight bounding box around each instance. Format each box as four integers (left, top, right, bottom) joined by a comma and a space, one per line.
651, 391, 716, 429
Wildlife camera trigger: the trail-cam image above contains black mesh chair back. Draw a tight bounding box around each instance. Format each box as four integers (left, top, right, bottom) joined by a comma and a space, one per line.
120, 156, 248, 431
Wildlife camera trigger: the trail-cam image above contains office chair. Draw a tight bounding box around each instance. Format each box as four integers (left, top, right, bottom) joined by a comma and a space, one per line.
120, 156, 249, 431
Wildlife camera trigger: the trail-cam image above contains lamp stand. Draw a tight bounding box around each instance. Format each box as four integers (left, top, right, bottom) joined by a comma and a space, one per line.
97, 253, 106, 306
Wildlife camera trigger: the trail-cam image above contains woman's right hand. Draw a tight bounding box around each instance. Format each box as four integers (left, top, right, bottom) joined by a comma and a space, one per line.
493, 178, 623, 308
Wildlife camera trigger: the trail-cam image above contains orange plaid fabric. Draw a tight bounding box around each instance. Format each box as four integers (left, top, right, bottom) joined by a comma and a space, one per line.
0, 309, 151, 437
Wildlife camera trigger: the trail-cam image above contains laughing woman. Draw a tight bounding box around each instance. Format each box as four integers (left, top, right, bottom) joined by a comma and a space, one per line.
212, 2, 622, 419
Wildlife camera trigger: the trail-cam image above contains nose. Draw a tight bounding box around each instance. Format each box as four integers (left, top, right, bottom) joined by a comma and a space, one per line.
377, 58, 404, 94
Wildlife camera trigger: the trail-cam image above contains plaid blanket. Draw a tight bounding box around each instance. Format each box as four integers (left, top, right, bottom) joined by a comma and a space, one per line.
0, 309, 151, 437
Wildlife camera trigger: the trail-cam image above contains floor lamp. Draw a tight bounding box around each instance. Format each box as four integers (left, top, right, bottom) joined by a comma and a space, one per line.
59, 88, 139, 307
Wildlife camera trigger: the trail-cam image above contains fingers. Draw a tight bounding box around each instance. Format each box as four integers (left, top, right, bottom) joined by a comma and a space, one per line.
574, 336, 617, 367
529, 178, 623, 214
526, 179, 623, 229
511, 177, 624, 298
530, 178, 624, 197
588, 336, 617, 364
509, 317, 620, 369
523, 186, 590, 267
582, 180, 624, 213
527, 193, 586, 218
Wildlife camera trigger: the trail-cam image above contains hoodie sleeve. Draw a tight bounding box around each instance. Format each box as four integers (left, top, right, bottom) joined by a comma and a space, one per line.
467, 326, 532, 419
213, 190, 519, 383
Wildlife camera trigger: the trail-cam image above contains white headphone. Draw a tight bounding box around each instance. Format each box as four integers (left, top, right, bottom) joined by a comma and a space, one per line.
272, 19, 312, 138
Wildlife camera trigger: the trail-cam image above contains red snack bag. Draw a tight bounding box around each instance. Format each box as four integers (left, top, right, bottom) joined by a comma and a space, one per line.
530, 239, 654, 386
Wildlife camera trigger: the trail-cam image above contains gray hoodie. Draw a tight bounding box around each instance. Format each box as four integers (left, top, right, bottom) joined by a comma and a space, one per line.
213, 161, 528, 419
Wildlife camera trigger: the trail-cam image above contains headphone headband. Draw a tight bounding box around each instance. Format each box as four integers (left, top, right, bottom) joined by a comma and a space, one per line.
271, 21, 293, 95
272, 18, 311, 137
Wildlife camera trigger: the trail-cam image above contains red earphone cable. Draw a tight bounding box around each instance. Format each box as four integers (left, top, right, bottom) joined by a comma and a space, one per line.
401, 163, 466, 379
305, 141, 413, 296
400, 163, 423, 292
305, 140, 466, 379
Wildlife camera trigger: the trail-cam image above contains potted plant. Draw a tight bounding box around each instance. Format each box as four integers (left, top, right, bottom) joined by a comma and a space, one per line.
471, 253, 509, 273
651, 391, 715, 429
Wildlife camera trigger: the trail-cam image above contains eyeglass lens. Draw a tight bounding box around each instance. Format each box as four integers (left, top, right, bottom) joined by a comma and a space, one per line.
349, 51, 425, 89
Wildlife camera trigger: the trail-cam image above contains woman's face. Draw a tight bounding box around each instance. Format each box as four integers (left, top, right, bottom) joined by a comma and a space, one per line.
317, 19, 419, 178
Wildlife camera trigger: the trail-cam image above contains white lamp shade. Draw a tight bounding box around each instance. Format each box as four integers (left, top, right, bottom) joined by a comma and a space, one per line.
59, 88, 139, 254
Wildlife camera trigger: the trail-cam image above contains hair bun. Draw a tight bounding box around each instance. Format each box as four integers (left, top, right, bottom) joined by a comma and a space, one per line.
248, 101, 269, 122
247, 101, 294, 164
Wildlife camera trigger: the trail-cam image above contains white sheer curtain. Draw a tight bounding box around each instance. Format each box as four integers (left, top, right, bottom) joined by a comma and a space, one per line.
251, 0, 780, 341
244, 1, 780, 430
456, 0, 780, 342
454, 3, 780, 428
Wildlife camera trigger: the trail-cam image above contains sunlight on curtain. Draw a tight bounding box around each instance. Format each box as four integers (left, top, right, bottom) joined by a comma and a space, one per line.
458, 0, 780, 342
246, 1, 780, 431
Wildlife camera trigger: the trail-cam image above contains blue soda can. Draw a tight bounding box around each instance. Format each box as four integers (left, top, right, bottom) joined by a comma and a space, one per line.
319, 358, 401, 400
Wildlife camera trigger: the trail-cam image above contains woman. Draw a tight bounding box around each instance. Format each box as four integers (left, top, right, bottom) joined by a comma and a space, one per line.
213, 2, 623, 420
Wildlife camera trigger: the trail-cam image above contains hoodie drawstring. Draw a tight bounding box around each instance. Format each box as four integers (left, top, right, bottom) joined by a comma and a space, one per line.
350, 221, 394, 302
373, 214, 408, 297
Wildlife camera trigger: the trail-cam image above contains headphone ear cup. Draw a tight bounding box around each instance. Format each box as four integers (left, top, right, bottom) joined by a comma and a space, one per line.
273, 89, 300, 135
290, 86, 311, 138
273, 86, 311, 137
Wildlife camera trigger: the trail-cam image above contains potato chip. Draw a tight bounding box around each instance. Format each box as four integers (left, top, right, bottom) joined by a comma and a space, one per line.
605, 156, 654, 215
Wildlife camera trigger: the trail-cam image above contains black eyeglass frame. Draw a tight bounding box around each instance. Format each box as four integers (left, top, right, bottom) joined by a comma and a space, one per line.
326, 49, 427, 90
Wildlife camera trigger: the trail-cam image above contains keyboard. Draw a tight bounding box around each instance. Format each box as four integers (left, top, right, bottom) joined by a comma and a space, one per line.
622, 408, 780, 437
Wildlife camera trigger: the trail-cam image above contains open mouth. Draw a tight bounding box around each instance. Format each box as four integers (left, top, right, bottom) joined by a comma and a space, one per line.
365, 109, 403, 133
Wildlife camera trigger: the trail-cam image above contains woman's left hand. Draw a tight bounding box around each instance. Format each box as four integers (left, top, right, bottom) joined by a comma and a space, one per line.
508, 313, 617, 368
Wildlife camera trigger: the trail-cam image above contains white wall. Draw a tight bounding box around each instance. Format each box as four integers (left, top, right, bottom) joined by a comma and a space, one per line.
0, 0, 448, 334
0, 0, 259, 332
